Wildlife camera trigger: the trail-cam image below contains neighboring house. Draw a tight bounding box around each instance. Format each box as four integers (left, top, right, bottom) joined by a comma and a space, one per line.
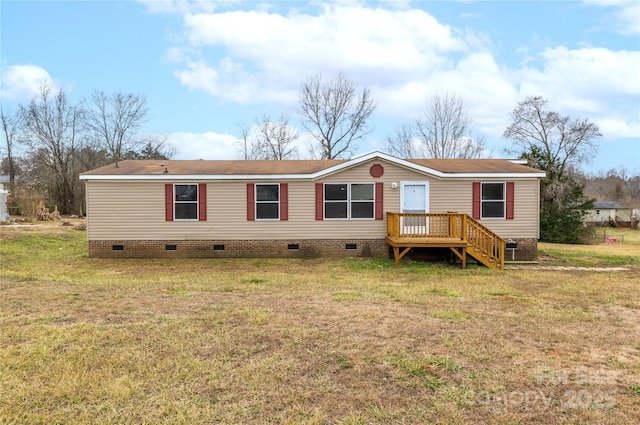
0, 175, 13, 191
584, 201, 632, 225
0, 176, 13, 222
79, 152, 546, 266
0, 189, 8, 222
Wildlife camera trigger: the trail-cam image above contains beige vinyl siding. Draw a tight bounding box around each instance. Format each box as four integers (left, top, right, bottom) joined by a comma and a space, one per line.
85, 159, 540, 241
86, 180, 386, 241
429, 178, 540, 239
320, 159, 435, 214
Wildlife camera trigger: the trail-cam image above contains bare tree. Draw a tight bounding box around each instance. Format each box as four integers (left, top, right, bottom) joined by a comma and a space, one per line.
503, 96, 602, 243
415, 93, 485, 159
235, 123, 255, 160
235, 116, 298, 160
85, 90, 148, 162
299, 72, 375, 159
503, 96, 601, 178
384, 93, 485, 159
384, 123, 419, 158
20, 83, 85, 214
254, 114, 298, 160
0, 105, 23, 189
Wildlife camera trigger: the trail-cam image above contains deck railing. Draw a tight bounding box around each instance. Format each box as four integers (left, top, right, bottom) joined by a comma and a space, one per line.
464, 215, 505, 267
387, 212, 467, 239
386, 212, 505, 268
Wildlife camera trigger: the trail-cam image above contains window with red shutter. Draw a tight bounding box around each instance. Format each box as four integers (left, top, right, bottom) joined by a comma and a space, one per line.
248, 183, 288, 221
315, 183, 323, 220
246, 183, 255, 221
474, 182, 513, 219
375, 182, 384, 220
165, 183, 206, 221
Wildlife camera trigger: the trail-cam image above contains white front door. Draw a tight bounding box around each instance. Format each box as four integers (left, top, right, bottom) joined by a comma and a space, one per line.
401, 182, 429, 235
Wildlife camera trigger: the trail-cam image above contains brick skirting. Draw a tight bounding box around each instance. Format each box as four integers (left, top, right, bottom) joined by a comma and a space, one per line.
89, 237, 538, 262
89, 239, 390, 259
503, 238, 538, 262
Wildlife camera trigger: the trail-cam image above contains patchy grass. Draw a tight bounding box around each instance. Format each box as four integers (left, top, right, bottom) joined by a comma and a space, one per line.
539, 228, 640, 267
1, 223, 639, 424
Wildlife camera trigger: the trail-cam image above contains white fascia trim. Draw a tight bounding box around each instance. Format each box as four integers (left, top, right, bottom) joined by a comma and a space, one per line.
439, 172, 547, 178
79, 151, 546, 180
314, 151, 448, 179
80, 174, 310, 181
80, 172, 546, 181
309, 151, 545, 179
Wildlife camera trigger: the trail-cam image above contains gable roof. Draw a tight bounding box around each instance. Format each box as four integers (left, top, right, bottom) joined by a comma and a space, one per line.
406, 158, 540, 174
593, 201, 627, 209
80, 159, 346, 176
80, 151, 546, 180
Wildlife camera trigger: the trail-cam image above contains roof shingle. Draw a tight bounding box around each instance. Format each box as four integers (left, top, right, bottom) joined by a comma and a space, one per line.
80, 156, 544, 177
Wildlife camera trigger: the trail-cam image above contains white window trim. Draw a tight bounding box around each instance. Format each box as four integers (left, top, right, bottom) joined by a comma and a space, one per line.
324, 182, 375, 220
480, 182, 506, 220
174, 183, 198, 221
255, 183, 280, 221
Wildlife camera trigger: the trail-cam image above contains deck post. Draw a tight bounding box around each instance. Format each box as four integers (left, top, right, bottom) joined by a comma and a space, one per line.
392, 245, 412, 266
393, 246, 400, 266
461, 246, 467, 269
461, 214, 467, 242
448, 212, 456, 238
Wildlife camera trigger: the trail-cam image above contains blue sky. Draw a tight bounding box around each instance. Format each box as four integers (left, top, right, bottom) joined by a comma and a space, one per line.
1, 0, 639, 174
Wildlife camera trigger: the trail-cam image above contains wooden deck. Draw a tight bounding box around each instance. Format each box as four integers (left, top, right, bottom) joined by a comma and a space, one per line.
386, 212, 505, 269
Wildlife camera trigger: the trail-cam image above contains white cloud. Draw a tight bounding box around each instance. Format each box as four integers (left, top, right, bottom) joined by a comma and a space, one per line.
138, 0, 223, 15
583, 0, 640, 35
514, 46, 640, 138
167, 131, 239, 159
374, 52, 518, 137
0, 64, 56, 102
167, 125, 314, 160
596, 117, 640, 139
173, 5, 468, 103
163, 2, 638, 155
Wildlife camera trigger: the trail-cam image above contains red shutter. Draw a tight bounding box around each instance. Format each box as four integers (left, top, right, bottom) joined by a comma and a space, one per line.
165, 184, 174, 221
315, 183, 323, 220
472, 182, 481, 219
375, 182, 384, 220
280, 183, 288, 221
246, 183, 255, 221
198, 183, 207, 221
506, 182, 514, 220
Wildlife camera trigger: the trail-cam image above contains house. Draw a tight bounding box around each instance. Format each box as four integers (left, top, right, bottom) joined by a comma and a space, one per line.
584, 201, 632, 226
0, 176, 12, 222
0, 175, 13, 191
0, 189, 8, 222
79, 152, 546, 267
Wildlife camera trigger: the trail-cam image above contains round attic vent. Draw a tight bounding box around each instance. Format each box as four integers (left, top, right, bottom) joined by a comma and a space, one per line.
369, 163, 384, 178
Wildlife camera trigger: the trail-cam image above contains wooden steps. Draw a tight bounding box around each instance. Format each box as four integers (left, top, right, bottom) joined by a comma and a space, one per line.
386, 212, 505, 269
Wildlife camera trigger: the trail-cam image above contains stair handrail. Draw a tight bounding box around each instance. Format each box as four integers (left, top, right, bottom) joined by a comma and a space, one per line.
465, 215, 505, 268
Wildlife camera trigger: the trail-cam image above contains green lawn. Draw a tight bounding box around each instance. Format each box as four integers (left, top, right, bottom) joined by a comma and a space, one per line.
538, 227, 640, 267
1, 224, 639, 424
